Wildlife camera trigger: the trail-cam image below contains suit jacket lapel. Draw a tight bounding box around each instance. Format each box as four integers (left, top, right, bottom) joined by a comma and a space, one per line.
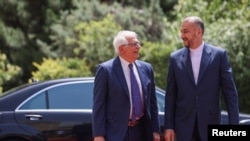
182, 48, 196, 84
197, 44, 211, 84
113, 57, 130, 97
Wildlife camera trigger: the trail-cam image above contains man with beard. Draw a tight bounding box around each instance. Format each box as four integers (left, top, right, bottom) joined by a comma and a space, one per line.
164, 16, 239, 141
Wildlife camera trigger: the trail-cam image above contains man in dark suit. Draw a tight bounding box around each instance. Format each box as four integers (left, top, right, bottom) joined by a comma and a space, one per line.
92, 30, 160, 141
164, 16, 239, 141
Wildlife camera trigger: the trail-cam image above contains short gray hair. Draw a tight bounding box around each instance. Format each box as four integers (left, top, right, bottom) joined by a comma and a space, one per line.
113, 30, 137, 54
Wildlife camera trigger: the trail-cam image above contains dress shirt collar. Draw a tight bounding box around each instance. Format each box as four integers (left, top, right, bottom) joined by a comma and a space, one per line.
119, 56, 131, 67
189, 41, 204, 54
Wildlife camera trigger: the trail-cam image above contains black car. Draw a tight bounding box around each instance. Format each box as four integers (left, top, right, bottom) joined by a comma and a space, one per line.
0, 77, 249, 141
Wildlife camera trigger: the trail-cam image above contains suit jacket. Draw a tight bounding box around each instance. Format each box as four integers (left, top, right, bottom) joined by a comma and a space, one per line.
164, 43, 239, 141
92, 56, 160, 141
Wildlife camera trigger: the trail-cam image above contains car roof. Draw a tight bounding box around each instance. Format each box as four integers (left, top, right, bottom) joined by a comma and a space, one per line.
1, 77, 95, 95
0, 77, 95, 111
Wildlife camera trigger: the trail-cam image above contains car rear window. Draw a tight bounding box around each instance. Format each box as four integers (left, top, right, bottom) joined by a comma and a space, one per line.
19, 82, 94, 110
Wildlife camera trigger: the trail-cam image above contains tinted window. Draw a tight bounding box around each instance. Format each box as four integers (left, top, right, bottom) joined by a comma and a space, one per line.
20, 92, 47, 109
19, 82, 94, 110
48, 82, 93, 109
156, 89, 165, 112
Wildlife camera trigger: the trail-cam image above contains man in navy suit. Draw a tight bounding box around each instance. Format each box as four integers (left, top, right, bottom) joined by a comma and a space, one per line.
92, 30, 160, 141
164, 16, 239, 141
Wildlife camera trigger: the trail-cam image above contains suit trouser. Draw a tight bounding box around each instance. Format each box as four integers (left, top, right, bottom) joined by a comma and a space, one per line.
123, 118, 145, 141
192, 116, 202, 141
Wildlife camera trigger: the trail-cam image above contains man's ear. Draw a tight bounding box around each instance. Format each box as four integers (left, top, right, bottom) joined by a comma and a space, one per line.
197, 28, 203, 35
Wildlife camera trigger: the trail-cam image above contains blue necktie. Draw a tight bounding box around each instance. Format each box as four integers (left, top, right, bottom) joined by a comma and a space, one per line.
128, 64, 143, 122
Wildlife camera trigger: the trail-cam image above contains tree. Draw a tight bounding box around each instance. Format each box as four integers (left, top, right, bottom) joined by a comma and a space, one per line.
0, 52, 21, 93
31, 57, 92, 81
0, 0, 76, 90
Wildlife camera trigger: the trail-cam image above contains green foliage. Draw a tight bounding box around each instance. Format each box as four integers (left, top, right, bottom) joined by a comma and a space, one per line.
206, 18, 250, 112
172, 0, 250, 23
0, 52, 21, 94
31, 57, 92, 81
111, 1, 166, 42
140, 41, 174, 88
37, 0, 116, 59
37, 0, 169, 74
0, 21, 26, 48
38, 0, 167, 58
1, 0, 250, 113
38, 13, 123, 73
0, 0, 76, 88
73, 14, 122, 72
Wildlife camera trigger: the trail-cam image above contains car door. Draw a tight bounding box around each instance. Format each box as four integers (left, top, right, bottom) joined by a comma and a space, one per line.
14, 81, 94, 141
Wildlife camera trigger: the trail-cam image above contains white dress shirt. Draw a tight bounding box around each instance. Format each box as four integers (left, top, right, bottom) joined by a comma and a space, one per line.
119, 57, 143, 118
190, 42, 204, 84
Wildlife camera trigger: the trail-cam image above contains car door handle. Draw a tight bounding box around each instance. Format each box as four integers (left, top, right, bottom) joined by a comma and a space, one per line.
25, 114, 43, 121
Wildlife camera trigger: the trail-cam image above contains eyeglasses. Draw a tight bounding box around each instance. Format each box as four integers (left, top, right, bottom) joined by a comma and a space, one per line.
122, 42, 142, 47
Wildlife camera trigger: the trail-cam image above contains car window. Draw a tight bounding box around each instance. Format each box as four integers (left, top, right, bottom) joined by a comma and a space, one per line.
20, 92, 47, 109
48, 82, 93, 109
19, 82, 94, 110
156, 89, 165, 112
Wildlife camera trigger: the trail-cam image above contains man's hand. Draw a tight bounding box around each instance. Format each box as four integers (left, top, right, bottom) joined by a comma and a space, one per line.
153, 132, 161, 141
164, 129, 175, 141
94, 136, 105, 141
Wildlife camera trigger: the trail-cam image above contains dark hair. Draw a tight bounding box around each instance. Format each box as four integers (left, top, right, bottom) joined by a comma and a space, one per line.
183, 16, 204, 35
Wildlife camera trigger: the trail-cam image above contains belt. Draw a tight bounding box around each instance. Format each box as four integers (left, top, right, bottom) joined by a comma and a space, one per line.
128, 119, 140, 126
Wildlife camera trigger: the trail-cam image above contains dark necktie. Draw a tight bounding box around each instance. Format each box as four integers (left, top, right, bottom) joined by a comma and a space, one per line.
128, 64, 143, 122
